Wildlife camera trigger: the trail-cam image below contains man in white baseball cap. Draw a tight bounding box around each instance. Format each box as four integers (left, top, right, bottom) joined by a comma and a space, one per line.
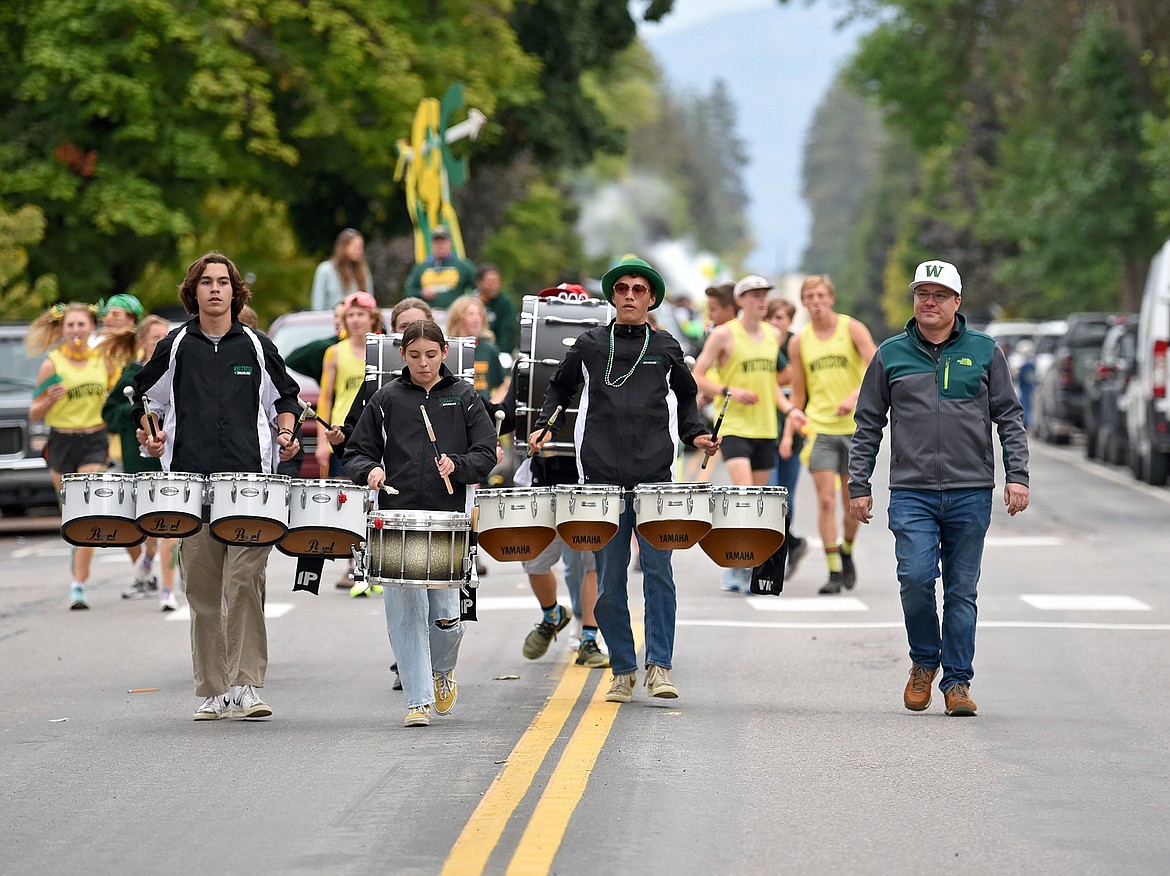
848, 257, 1029, 717
692, 274, 790, 593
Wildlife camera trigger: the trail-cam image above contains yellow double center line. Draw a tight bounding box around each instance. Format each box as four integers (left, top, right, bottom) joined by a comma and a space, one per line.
442, 626, 643, 875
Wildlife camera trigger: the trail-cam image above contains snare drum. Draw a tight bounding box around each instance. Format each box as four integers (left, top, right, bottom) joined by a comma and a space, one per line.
366, 510, 470, 588
699, 486, 788, 568
135, 472, 205, 537
207, 473, 291, 546
633, 483, 712, 550
279, 479, 368, 558
60, 472, 144, 547
475, 487, 556, 562
553, 484, 622, 550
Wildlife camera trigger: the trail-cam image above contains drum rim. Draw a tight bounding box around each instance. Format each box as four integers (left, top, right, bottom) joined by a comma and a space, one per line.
634, 482, 714, 493
369, 510, 471, 525
710, 485, 789, 495
551, 484, 622, 493
208, 472, 292, 483
61, 472, 136, 482
476, 486, 554, 498
289, 478, 365, 490
135, 471, 206, 482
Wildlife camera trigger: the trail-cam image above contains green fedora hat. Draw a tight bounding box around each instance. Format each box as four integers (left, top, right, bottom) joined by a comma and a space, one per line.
601, 256, 666, 310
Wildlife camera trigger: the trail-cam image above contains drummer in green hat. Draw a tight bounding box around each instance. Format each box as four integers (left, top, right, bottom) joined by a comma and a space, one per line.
600, 256, 667, 311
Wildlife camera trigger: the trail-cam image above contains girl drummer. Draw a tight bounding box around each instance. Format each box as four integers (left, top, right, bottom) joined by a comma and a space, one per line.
27, 302, 116, 610
344, 319, 496, 727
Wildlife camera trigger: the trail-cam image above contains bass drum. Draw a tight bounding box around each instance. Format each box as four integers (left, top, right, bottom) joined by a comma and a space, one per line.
364, 332, 476, 391
515, 294, 614, 458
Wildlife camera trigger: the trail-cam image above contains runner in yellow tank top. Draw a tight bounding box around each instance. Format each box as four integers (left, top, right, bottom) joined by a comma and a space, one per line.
786, 275, 877, 596
316, 291, 384, 477
694, 275, 792, 592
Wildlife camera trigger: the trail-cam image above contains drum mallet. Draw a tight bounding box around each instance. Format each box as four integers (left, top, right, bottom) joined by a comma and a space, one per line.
124, 386, 159, 439
380, 484, 400, 496
701, 392, 732, 471
527, 405, 562, 459
419, 405, 454, 495
493, 409, 506, 439
299, 399, 332, 429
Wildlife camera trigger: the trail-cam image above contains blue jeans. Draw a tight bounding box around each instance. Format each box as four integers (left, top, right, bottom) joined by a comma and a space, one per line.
561, 543, 584, 620
887, 489, 991, 691
382, 587, 463, 708
594, 496, 676, 676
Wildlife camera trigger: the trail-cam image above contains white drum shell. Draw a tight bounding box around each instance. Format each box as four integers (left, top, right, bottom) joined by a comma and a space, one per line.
207, 473, 291, 546
633, 483, 713, 550
475, 487, 557, 562
135, 472, 206, 537
701, 486, 788, 568
60, 472, 143, 547
553, 484, 622, 550
280, 479, 368, 558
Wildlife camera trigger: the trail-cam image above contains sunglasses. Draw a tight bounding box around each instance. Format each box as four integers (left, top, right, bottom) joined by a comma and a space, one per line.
613, 282, 649, 295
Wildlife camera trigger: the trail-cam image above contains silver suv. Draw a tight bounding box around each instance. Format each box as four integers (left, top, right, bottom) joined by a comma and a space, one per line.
0, 323, 57, 515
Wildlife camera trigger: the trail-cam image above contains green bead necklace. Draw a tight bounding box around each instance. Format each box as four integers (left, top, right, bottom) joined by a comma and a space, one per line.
604, 323, 650, 387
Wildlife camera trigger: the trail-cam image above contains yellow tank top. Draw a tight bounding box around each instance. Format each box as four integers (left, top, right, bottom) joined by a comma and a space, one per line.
719, 319, 780, 439
331, 340, 366, 428
45, 348, 108, 430
800, 315, 866, 435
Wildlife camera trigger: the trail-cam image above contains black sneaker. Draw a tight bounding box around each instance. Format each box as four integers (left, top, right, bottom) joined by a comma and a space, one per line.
522, 605, 570, 659
785, 534, 808, 577
818, 571, 844, 595
391, 662, 402, 691
840, 553, 857, 590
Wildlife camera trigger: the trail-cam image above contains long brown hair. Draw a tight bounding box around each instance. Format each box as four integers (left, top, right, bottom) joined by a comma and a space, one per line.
445, 295, 494, 341
25, 302, 98, 356
332, 228, 369, 293
178, 252, 251, 319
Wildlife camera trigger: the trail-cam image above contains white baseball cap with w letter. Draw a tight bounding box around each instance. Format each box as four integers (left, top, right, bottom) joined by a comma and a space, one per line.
910, 260, 962, 296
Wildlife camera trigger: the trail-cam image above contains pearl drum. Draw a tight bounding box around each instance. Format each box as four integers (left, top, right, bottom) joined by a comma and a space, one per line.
633, 483, 712, 550
134, 472, 205, 537
516, 294, 615, 458
365, 510, 470, 588
60, 472, 144, 547
207, 473, 291, 546
700, 486, 788, 568
279, 479, 368, 558
364, 332, 477, 390
475, 487, 556, 562
553, 484, 622, 551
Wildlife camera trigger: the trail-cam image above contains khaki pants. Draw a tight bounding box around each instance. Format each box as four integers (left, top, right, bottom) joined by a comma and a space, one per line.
179, 528, 272, 697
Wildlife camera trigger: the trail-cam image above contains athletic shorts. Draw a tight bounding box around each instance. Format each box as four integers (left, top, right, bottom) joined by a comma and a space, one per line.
808, 432, 852, 475
521, 532, 596, 575
47, 429, 109, 474
719, 435, 779, 471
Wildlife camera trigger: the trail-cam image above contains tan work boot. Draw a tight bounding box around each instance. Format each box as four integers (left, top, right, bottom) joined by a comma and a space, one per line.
903, 664, 939, 711
944, 683, 978, 716
645, 664, 678, 699
605, 672, 637, 703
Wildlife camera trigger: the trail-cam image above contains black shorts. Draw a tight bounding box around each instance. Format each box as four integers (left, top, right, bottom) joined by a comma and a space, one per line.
718, 435, 779, 471
47, 429, 109, 474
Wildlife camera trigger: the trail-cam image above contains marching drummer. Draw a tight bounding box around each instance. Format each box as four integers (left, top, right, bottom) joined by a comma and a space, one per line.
132, 252, 303, 722
528, 256, 720, 703
344, 319, 497, 728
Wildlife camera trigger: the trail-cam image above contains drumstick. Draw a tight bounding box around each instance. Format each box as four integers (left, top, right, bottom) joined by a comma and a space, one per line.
124, 386, 159, 438
381, 484, 399, 496
419, 404, 454, 495
299, 399, 332, 430
701, 392, 732, 471
493, 409, 505, 439
527, 405, 563, 458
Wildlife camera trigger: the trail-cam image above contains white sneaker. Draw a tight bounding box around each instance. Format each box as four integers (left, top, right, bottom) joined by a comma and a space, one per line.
159, 590, 179, 612
229, 684, 272, 719
193, 694, 228, 721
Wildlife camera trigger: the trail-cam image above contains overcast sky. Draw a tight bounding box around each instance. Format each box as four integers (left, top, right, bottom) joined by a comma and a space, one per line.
640, 0, 866, 276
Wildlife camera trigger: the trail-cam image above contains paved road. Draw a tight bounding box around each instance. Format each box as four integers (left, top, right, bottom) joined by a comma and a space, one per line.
2, 444, 1168, 875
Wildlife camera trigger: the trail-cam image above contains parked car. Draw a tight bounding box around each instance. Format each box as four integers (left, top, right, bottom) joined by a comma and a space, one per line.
1083, 316, 1138, 463
984, 319, 1041, 355
1033, 313, 1114, 444
1123, 238, 1170, 485
267, 311, 339, 479
1032, 319, 1068, 385
0, 323, 58, 515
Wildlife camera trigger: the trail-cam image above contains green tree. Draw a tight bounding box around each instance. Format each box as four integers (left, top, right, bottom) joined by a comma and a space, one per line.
0, 203, 57, 318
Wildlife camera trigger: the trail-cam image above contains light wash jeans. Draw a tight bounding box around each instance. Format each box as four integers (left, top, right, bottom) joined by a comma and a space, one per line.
594, 496, 676, 676
382, 587, 463, 708
887, 488, 991, 692
562, 543, 584, 620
